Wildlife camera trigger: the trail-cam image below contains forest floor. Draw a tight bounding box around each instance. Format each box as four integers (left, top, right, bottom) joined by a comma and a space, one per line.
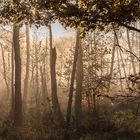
1, 109, 140, 140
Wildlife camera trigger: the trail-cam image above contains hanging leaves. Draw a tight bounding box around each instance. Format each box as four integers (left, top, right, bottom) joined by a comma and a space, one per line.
0, 0, 140, 32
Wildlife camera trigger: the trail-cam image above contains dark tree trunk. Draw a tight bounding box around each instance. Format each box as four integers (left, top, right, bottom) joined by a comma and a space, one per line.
75, 29, 83, 127
49, 25, 64, 126
64, 30, 80, 139
11, 43, 15, 118
40, 65, 49, 110
13, 24, 22, 128
35, 36, 39, 109
23, 24, 30, 109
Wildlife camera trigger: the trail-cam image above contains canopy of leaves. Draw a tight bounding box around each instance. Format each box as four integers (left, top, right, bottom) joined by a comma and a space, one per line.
0, 0, 140, 32
0, 0, 68, 26
57, 0, 140, 32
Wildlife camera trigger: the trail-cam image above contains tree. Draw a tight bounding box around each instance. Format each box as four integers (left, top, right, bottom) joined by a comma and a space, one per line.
11, 37, 15, 118
64, 30, 80, 139
13, 23, 22, 128
57, 0, 140, 32
75, 29, 83, 127
126, 29, 136, 74
0, 45, 10, 98
23, 24, 30, 109
49, 25, 64, 126
34, 34, 40, 110
12, 0, 22, 134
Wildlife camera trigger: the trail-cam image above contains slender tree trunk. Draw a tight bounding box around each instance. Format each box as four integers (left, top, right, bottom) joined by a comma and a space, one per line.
35, 36, 39, 109
49, 25, 64, 125
114, 31, 129, 88
117, 44, 124, 93
110, 34, 116, 79
86, 39, 91, 113
75, 29, 83, 127
40, 48, 49, 111
8, 53, 11, 73
40, 66, 48, 106
107, 33, 116, 90
64, 30, 80, 139
126, 29, 136, 74
13, 24, 22, 128
115, 30, 130, 106
23, 24, 30, 108
30, 57, 35, 98
1, 45, 10, 98
11, 43, 15, 118
93, 32, 97, 113
86, 92, 91, 113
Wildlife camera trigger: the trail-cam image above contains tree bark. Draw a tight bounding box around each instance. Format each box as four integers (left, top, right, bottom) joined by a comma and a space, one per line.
23, 24, 30, 109
64, 30, 80, 139
49, 25, 64, 125
13, 24, 22, 128
75, 29, 83, 127
11, 43, 15, 118
110, 34, 116, 79
40, 57, 49, 112
126, 29, 136, 74
1, 45, 10, 98
34, 35, 39, 109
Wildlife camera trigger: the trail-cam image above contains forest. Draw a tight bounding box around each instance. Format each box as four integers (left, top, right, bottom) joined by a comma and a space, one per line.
0, 0, 140, 140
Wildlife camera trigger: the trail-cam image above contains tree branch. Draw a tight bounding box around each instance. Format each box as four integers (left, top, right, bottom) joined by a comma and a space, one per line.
118, 22, 140, 33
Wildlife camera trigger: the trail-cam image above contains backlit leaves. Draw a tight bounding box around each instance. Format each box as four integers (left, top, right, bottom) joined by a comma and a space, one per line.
0, 0, 140, 32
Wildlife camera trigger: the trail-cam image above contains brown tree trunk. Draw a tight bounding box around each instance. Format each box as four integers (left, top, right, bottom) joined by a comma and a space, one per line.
1, 45, 10, 98
75, 29, 83, 127
13, 24, 22, 128
23, 24, 30, 108
34, 36, 39, 109
93, 32, 97, 113
49, 25, 64, 125
126, 29, 136, 74
30, 55, 35, 99
11, 43, 15, 118
64, 30, 80, 139
40, 63, 49, 112
107, 33, 116, 90
110, 34, 116, 79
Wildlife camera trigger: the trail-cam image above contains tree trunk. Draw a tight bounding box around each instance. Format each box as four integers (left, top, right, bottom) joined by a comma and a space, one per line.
75, 29, 83, 127
107, 33, 116, 90
13, 24, 22, 128
23, 24, 30, 109
110, 34, 116, 79
1, 45, 10, 98
126, 29, 136, 74
35, 35, 39, 109
49, 25, 64, 125
40, 64, 49, 111
11, 43, 15, 118
114, 30, 129, 88
64, 30, 80, 139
